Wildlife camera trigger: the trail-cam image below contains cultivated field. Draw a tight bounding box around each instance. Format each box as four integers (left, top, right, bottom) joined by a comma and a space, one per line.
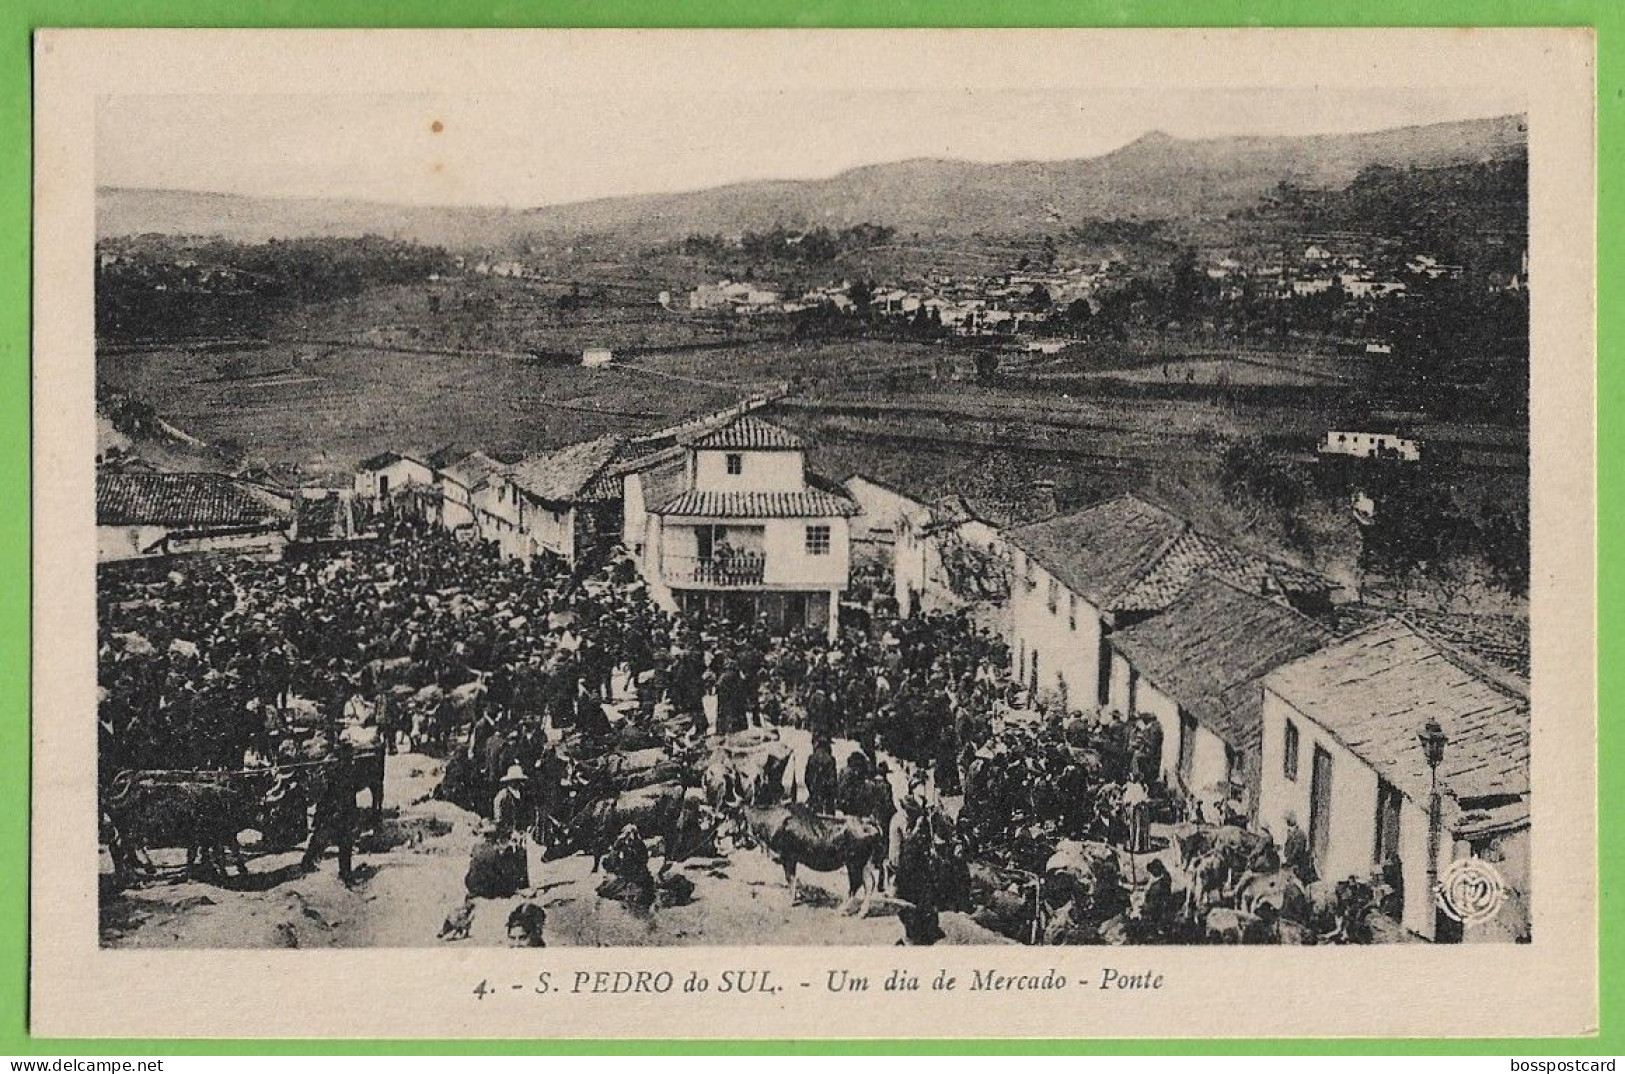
96, 340, 741, 480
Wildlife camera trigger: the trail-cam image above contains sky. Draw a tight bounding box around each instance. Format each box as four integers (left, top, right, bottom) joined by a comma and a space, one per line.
97, 87, 1525, 210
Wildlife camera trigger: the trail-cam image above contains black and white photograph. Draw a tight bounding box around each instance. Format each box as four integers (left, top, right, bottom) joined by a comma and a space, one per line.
87, 77, 1542, 953
30, 28, 1598, 1041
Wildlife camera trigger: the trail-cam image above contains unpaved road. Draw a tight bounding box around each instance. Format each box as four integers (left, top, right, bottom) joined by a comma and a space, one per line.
101, 746, 1008, 949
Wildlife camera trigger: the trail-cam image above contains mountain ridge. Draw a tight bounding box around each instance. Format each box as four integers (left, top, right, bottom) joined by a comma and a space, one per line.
98, 113, 1527, 248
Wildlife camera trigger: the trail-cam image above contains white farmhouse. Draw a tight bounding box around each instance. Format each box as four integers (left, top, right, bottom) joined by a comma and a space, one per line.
1106, 574, 1331, 815
97, 470, 294, 563
434, 450, 503, 535
1258, 619, 1530, 942
622, 416, 859, 639
1318, 431, 1422, 463
354, 451, 435, 505
1004, 494, 1333, 714
476, 435, 624, 566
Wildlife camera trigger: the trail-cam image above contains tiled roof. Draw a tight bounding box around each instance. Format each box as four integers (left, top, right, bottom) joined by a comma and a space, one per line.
97, 471, 293, 529
357, 450, 428, 472
584, 443, 687, 502
1007, 493, 1330, 616
425, 444, 464, 470
1398, 608, 1530, 681
691, 417, 803, 451
1113, 529, 1333, 614
1265, 619, 1529, 812
655, 489, 860, 519
1112, 575, 1332, 757
438, 451, 503, 491
502, 435, 623, 504
928, 491, 1055, 532
1006, 494, 1187, 608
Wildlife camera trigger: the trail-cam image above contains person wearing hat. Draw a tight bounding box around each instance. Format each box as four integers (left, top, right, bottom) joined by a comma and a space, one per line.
493, 763, 528, 838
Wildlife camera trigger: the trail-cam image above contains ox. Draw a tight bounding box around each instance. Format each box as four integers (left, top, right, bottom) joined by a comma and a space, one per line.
737, 803, 883, 908
548, 782, 717, 870
104, 770, 271, 882
703, 737, 794, 808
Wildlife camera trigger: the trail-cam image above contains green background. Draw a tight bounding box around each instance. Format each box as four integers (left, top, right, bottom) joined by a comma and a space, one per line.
2, 0, 1614, 1056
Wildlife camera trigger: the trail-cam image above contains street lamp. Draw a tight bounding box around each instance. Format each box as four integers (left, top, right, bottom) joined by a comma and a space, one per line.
1418, 718, 1449, 938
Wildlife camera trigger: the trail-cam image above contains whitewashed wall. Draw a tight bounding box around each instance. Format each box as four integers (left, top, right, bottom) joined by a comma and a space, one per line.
691, 449, 803, 493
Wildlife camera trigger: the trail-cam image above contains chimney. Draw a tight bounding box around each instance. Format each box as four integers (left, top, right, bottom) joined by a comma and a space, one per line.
1032, 478, 1058, 520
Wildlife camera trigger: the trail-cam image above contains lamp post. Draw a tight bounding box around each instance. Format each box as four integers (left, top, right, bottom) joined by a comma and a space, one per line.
1418, 718, 1449, 939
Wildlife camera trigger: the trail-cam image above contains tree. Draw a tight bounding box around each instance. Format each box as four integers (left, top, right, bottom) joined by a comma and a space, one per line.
1060, 298, 1093, 331
848, 280, 875, 319
1480, 510, 1530, 597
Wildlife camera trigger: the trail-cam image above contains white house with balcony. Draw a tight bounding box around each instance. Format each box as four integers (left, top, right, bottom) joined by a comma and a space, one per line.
622, 416, 859, 639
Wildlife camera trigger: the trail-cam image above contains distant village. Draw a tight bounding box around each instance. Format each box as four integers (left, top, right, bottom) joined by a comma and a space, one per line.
458, 236, 1527, 339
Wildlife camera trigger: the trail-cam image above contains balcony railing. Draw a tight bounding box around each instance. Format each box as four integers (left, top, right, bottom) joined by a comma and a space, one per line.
665, 552, 766, 587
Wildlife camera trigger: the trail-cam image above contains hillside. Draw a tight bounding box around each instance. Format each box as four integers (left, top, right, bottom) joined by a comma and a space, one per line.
98, 113, 1526, 248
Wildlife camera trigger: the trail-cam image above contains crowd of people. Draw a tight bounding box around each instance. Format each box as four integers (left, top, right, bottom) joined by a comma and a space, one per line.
99, 520, 1369, 944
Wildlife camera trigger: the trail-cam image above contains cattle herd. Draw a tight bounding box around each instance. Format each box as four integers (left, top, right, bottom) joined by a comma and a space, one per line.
97, 523, 1409, 945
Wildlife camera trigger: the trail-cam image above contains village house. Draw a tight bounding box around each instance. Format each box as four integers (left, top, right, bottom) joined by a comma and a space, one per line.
1257, 619, 1530, 942
353, 450, 435, 506
1343, 279, 1408, 300
1003, 494, 1333, 713
475, 435, 624, 566
96, 470, 295, 563
840, 474, 921, 591
622, 416, 859, 639
1318, 430, 1423, 463
1106, 575, 1332, 815
688, 280, 782, 312
842, 472, 1060, 628
434, 450, 503, 535
898, 487, 1058, 621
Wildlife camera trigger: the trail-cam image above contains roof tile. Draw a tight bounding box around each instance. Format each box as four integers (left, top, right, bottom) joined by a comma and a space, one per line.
1266, 619, 1529, 813
655, 489, 860, 519
502, 435, 623, 504
691, 417, 803, 451
1112, 575, 1332, 755
97, 471, 292, 529
1006, 494, 1186, 608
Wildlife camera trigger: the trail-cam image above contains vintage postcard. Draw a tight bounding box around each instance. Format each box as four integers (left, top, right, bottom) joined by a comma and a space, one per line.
31, 28, 1596, 1038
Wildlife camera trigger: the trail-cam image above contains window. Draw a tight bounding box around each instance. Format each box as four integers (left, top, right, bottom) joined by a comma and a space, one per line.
1283, 718, 1301, 781
725, 452, 743, 476
1374, 779, 1403, 865
1047, 579, 1060, 614
1068, 593, 1078, 631
805, 524, 831, 556
1178, 713, 1199, 781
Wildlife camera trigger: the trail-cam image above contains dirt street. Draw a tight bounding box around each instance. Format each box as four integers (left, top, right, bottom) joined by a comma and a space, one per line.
101, 746, 1008, 949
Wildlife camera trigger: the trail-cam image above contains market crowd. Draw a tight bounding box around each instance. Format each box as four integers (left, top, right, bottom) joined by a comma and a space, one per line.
100, 521, 1362, 945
